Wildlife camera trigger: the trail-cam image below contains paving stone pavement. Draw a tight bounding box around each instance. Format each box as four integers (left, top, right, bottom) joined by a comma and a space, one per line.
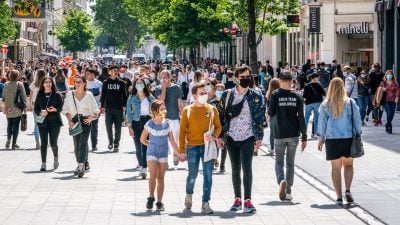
0, 113, 367, 225
262, 112, 400, 225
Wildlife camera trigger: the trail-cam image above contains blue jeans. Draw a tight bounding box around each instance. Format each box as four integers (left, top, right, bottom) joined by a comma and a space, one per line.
186, 145, 213, 203
275, 137, 299, 194
357, 96, 369, 121
33, 112, 40, 144
384, 102, 396, 127
305, 102, 321, 135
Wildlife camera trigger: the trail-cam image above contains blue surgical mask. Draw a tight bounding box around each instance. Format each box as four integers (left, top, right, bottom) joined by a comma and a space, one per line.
386, 74, 393, 80
216, 90, 223, 98
136, 84, 145, 91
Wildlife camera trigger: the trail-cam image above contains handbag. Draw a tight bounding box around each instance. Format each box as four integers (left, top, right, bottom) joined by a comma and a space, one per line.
20, 111, 27, 131
203, 105, 218, 162
14, 84, 26, 110
69, 92, 83, 136
35, 93, 52, 124
350, 100, 364, 158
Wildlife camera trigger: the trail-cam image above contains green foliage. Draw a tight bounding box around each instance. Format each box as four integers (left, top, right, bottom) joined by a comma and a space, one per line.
0, 1, 18, 45
55, 9, 95, 56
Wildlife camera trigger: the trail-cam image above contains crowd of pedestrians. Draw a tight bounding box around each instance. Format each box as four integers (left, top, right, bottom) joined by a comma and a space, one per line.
0, 57, 399, 214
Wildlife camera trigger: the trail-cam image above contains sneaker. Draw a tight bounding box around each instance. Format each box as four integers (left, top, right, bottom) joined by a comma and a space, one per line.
201, 202, 213, 214
113, 145, 119, 152
173, 155, 179, 166
230, 198, 242, 211
156, 202, 165, 211
184, 194, 192, 209
92, 147, 98, 152
243, 199, 256, 213
279, 180, 287, 201
219, 166, 225, 173
108, 144, 113, 150
85, 161, 90, 171
285, 194, 293, 201
146, 197, 155, 209
336, 198, 343, 205
40, 163, 46, 172
5, 140, 10, 149
140, 168, 147, 179
345, 191, 354, 203
267, 149, 274, 155
74, 167, 79, 176
53, 158, 59, 170
11, 144, 19, 150
78, 168, 85, 178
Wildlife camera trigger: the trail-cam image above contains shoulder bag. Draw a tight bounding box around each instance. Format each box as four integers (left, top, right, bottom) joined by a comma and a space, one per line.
350, 100, 364, 158
36, 93, 52, 124
14, 83, 26, 110
69, 92, 83, 136
203, 105, 218, 162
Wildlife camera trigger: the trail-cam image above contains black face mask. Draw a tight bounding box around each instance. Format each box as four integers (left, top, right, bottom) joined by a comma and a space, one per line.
239, 78, 251, 88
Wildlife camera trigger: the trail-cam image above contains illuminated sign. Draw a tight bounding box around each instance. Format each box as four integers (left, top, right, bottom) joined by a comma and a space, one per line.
13, 0, 46, 19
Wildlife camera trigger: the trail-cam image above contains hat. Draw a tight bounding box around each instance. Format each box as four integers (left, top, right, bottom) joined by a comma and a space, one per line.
343, 65, 351, 70
279, 72, 293, 80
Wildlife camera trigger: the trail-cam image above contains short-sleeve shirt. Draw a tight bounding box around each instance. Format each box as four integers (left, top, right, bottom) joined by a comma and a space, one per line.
154, 84, 183, 120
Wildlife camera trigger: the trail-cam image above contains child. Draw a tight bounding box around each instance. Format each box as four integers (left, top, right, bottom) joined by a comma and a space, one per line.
140, 100, 179, 211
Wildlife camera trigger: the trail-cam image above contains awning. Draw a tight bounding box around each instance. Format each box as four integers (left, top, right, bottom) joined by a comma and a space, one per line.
40, 52, 59, 58
9, 38, 38, 47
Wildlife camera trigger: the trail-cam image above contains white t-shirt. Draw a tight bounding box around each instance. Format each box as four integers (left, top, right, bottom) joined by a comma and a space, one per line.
86, 79, 103, 105
140, 98, 150, 116
29, 82, 39, 102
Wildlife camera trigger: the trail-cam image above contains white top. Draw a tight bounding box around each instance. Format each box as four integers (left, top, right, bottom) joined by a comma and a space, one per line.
29, 82, 40, 102
140, 97, 150, 116
177, 72, 189, 85
62, 91, 100, 117
86, 79, 103, 105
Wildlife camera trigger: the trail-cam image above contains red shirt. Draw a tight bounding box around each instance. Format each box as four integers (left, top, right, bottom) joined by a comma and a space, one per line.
380, 81, 400, 102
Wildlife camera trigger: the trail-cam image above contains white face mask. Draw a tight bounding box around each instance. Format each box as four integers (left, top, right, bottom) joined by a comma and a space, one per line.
198, 95, 208, 105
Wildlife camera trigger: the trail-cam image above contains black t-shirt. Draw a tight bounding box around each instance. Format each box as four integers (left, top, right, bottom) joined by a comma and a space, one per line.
303, 82, 325, 105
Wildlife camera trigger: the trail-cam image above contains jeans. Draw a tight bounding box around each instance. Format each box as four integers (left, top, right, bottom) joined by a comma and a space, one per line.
371, 95, 383, 120
226, 136, 255, 200
7, 117, 21, 145
357, 95, 369, 121
384, 102, 397, 127
132, 116, 151, 168
38, 124, 61, 162
105, 109, 123, 146
305, 102, 321, 135
186, 145, 214, 203
73, 123, 91, 164
275, 137, 299, 194
269, 116, 275, 150
90, 119, 99, 148
32, 112, 40, 144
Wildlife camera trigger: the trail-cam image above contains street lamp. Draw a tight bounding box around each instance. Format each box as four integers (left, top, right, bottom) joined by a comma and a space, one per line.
376, 0, 385, 67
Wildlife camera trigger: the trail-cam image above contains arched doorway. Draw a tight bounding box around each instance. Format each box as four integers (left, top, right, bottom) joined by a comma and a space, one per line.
153, 46, 161, 60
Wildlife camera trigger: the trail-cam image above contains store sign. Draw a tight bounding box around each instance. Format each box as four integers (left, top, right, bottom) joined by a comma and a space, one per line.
309, 7, 320, 33
337, 22, 370, 35
12, 0, 46, 19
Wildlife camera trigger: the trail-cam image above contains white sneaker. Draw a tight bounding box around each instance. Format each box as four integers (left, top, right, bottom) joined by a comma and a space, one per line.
285, 193, 293, 201
267, 149, 274, 155
184, 194, 192, 209
140, 168, 147, 179
137, 167, 143, 176
201, 202, 213, 214
279, 180, 287, 201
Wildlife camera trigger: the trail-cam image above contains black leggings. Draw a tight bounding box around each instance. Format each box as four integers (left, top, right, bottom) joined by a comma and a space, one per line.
7, 117, 21, 145
38, 124, 61, 163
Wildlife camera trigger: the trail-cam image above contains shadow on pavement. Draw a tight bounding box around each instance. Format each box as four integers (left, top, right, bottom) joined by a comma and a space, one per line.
119, 168, 138, 172
124, 151, 136, 154
117, 176, 146, 181
55, 170, 76, 174
91, 151, 116, 155
52, 175, 81, 180
167, 209, 250, 219
310, 204, 341, 209
260, 201, 301, 206
23, 170, 53, 174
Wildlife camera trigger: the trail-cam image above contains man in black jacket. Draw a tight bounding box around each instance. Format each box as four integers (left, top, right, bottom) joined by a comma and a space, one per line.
100, 65, 127, 152
268, 72, 307, 202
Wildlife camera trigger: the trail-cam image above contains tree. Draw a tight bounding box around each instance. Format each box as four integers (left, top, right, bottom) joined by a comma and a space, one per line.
56, 9, 95, 58
91, 0, 144, 58
0, 0, 18, 45
229, 0, 300, 73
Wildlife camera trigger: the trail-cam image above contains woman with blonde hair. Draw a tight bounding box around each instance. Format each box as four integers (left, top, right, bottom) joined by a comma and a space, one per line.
266, 78, 280, 155
317, 77, 362, 205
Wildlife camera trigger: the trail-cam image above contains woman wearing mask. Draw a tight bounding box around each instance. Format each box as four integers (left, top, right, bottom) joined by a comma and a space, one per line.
127, 78, 156, 179
63, 76, 99, 178
317, 78, 362, 205
266, 78, 280, 155
34, 77, 64, 171
206, 78, 218, 106
30, 69, 46, 150
379, 70, 400, 134
187, 71, 204, 104
357, 70, 371, 126
3, 70, 27, 149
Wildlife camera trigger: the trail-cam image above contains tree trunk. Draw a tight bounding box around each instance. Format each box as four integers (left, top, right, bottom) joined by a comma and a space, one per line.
73, 52, 77, 59
126, 32, 135, 59
189, 48, 195, 64
197, 44, 201, 66
247, 0, 259, 74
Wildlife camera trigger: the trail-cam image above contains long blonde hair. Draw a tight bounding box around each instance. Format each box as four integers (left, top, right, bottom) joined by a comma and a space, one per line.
325, 77, 347, 119
266, 78, 280, 100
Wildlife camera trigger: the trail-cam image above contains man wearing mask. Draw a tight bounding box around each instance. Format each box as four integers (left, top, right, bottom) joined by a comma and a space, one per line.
178, 82, 222, 214
217, 66, 265, 213
369, 63, 384, 125
100, 65, 128, 152
154, 70, 184, 164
